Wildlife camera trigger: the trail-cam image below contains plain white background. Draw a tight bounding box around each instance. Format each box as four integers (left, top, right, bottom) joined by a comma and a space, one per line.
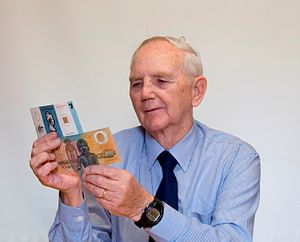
0, 0, 299, 241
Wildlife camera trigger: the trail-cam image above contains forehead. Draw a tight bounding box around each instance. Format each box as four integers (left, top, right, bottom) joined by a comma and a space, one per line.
130, 40, 184, 75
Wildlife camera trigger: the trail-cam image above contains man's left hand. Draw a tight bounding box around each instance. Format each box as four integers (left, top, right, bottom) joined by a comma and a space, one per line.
83, 165, 153, 221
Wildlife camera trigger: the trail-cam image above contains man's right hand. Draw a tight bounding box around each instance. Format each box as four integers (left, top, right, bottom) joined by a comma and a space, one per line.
29, 132, 83, 206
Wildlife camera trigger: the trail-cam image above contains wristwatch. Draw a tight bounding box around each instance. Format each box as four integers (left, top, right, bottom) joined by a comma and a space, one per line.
134, 197, 164, 228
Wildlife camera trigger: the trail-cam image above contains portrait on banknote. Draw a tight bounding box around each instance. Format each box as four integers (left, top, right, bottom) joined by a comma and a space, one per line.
45, 111, 56, 132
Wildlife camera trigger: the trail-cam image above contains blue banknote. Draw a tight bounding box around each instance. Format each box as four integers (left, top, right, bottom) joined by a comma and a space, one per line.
30, 101, 83, 138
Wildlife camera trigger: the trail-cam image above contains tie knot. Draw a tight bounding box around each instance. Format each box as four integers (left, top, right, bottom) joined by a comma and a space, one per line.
157, 150, 178, 170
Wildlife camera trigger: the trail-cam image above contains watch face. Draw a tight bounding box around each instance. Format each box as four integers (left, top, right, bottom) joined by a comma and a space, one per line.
146, 208, 160, 222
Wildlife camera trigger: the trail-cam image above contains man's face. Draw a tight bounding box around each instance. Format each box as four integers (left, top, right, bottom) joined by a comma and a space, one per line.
129, 40, 195, 136
78, 140, 89, 154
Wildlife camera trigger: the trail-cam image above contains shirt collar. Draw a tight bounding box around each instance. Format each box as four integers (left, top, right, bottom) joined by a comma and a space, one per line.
145, 121, 200, 172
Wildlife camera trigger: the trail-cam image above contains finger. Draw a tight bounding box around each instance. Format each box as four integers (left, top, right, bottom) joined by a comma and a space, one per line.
32, 132, 58, 148
31, 137, 61, 157
35, 161, 58, 181
84, 165, 120, 179
84, 181, 109, 200
30, 152, 56, 171
101, 189, 112, 201
95, 192, 117, 209
83, 174, 118, 191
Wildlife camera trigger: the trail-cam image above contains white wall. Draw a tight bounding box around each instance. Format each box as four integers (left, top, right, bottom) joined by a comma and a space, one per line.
0, 0, 299, 241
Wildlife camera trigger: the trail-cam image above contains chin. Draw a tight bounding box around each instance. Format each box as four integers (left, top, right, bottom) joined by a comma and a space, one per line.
142, 120, 169, 134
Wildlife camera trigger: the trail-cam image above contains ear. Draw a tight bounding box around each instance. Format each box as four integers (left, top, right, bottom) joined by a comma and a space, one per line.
191, 76, 207, 107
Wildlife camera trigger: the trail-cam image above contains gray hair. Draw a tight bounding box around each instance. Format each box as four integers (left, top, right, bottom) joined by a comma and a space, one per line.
131, 36, 203, 77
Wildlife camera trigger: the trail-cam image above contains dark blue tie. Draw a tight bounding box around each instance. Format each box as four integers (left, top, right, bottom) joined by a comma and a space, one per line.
156, 150, 178, 210
149, 151, 178, 241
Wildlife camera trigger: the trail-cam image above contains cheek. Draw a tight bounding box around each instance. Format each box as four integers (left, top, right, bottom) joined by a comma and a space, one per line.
132, 99, 142, 113
167, 89, 192, 114
130, 93, 144, 120
130, 93, 139, 107
179, 88, 193, 104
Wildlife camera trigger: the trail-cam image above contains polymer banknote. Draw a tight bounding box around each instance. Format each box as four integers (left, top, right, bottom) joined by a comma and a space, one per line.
30, 102, 121, 172
30, 101, 83, 138
55, 128, 121, 173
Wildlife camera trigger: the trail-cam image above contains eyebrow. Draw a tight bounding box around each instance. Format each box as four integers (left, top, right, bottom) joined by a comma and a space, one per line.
152, 72, 174, 79
129, 75, 139, 83
129, 72, 174, 82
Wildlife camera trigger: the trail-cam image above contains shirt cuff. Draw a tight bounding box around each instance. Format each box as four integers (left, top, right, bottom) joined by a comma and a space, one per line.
57, 196, 89, 229
146, 203, 189, 241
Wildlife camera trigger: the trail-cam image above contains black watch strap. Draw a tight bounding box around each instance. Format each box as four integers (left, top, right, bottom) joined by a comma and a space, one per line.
135, 197, 164, 228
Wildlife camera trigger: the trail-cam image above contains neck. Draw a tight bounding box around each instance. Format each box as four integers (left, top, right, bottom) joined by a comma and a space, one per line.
149, 119, 194, 149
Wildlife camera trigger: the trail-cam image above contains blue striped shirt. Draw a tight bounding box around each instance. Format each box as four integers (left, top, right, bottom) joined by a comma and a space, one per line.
49, 120, 260, 241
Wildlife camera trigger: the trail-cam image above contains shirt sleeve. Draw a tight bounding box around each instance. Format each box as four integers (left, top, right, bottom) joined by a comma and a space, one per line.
48, 193, 112, 242
147, 151, 261, 242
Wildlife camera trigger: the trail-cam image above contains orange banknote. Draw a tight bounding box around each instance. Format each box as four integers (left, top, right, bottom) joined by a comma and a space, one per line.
55, 127, 121, 173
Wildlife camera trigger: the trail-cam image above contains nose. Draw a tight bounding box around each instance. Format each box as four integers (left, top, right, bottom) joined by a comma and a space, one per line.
141, 81, 155, 101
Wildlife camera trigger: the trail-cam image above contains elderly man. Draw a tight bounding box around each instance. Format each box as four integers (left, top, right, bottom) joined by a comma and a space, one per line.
30, 36, 260, 241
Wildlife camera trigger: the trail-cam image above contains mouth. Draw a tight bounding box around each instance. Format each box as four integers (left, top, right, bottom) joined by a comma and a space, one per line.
144, 107, 162, 113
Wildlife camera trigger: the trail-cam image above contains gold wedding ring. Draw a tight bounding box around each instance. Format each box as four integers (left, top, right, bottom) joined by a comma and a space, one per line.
98, 189, 106, 199
102, 189, 107, 199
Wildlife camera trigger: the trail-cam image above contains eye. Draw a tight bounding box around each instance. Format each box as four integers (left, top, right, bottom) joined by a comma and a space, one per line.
158, 78, 167, 83
131, 80, 143, 88
156, 78, 170, 88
